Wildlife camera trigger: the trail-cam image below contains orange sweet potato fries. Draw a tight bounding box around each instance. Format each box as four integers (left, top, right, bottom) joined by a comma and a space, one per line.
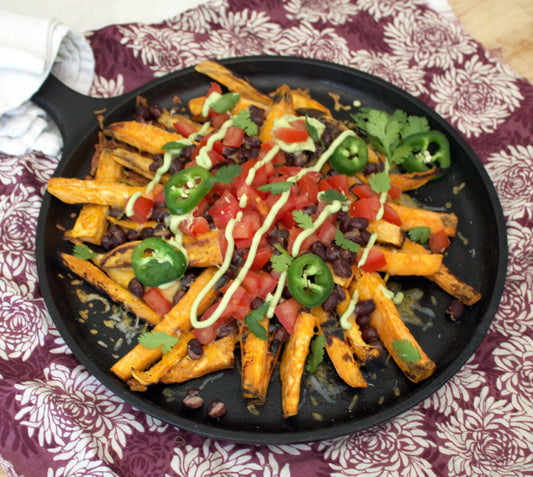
48, 60, 481, 418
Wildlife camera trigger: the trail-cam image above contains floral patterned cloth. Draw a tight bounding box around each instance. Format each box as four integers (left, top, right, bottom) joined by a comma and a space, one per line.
1, 1, 533, 476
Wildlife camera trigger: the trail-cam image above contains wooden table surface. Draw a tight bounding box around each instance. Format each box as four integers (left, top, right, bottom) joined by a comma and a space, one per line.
449, 0, 533, 83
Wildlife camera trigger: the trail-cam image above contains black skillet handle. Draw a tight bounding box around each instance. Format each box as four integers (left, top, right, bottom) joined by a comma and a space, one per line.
31, 74, 124, 158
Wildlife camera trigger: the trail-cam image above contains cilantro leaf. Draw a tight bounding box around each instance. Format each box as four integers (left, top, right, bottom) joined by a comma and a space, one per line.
205, 164, 242, 188
162, 141, 187, 152
368, 171, 391, 194
73, 244, 97, 260
319, 189, 348, 204
292, 209, 314, 230
305, 115, 324, 147
270, 243, 293, 274
232, 109, 258, 136
258, 181, 292, 194
392, 339, 421, 363
211, 92, 241, 114
407, 226, 431, 244
244, 301, 269, 341
400, 115, 430, 138
306, 334, 326, 373
138, 331, 179, 354
334, 230, 361, 254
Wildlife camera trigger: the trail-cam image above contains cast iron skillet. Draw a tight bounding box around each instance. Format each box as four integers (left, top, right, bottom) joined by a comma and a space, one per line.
34, 56, 507, 444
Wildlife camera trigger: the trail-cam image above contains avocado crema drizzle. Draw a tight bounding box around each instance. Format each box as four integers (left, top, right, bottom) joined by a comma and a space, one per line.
138, 112, 392, 331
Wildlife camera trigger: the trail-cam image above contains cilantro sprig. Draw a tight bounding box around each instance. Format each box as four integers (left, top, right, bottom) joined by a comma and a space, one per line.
292, 209, 314, 230
392, 339, 421, 362
306, 334, 326, 373
305, 114, 324, 148
270, 243, 293, 274
368, 170, 391, 195
258, 181, 292, 194
232, 109, 258, 136
334, 230, 361, 254
319, 189, 348, 204
205, 164, 242, 188
138, 331, 179, 354
244, 301, 269, 341
407, 226, 431, 244
73, 244, 97, 260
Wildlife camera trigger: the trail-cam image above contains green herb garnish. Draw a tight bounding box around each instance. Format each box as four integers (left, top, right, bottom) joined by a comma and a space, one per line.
205, 164, 242, 188
232, 109, 258, 136
292, 209, 314, 230
407, 226, 431, 244
334, 230, 361, 254
392, 339, 421, 362
319, 189, 348, 204
368, 170, 391, 194
138, 331, 180, 354
270, 243, 294, 274
306, 334, 326, 373
258, 181, 292, 194
244, 301, 269, 341
73, 244, 97, 260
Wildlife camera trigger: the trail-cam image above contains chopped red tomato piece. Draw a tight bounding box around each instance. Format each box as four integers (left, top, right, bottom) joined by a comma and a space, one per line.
319, 174, 350, 195
207, 149, 226, 167
125, 195, 153, 224
209, 190, 240, 229
382, 203, 402, 226
256, 270, 277, 299
358, 247, 387, 273
388, 184, 402, 200
241, 271, 262, 296
350, 196, 381, 222
209, 110, 231, 129
223, 126, 245, 148
273, 119, 308, 143
193, 301, 233, 345
316, 217, 337, 245
275, 297, 302, 334
173, 120, 198, 138
429, 229, 451, 253
298, 171, 320, 203
143, 288, 172, 317
246, 240, 273, 271
179, 216, 210, 238
351, 184, 378, 200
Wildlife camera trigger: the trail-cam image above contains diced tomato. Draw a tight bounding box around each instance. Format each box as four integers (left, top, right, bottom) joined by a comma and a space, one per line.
256, 270, 277, 299
206, 82, 222, 96
273, 119, 308, 143
173, 120, 198, 138
275, 297, 302, 334
388, 183, 402, 200
152, 184, 166, 204
209, 190, 240, 229
277, 166, 303, 177
382, 203, 402, 226
221, 285, 251, 321
241, 271, 262, 296
192, 197, 210, 217
143, 288, 172, 317
351, 184, 378, 200
235, 237, 253, 251
232, 220, 254, 240
193, 301, 232, 345
429, 229, 451, 253
208, 149, 226, 167
320, 174, 350, 195
358, 247, 387, 273
125, 195, 153, 224
350, 196, 381, 222
247, 241, 273, 271
236, 183, 268, 215
223, 126, 245, 148
298, 172, 319, 203
316, 217, 337, 246
209, 110, 231, 129
277, 192, 313, 228
287, 227, 318, 255
179, 216, 210, 238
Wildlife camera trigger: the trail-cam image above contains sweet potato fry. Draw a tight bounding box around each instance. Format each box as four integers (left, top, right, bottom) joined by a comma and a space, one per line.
259, 85, 295, 143
375, 246, 443, 276
279, 311, 315, 418
104, 121, 184, 155
61, 253, 161, 326
387, 202, 458, 236
318, 317, 367, 388
292, 91, 332, 117
108, 147, 171, 183
161, 334, 237, 384
389, 169, 444, 191
110, 267, 219, 381
47, 178, 145, 207
240, 318, 270, 402
157, 109, 206, 134
367, 220, 405, 248
401, 239, 481, 305
353, 270, 435, 383
194, 60, 271, 106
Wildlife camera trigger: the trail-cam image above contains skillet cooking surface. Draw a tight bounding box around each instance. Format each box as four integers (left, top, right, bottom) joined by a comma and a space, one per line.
35, 56, 506, 444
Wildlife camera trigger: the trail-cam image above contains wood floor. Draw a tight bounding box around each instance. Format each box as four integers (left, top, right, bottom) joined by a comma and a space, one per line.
449, 0, 533, 83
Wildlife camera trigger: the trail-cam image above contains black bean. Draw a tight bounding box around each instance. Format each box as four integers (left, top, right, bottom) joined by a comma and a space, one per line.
321, 125, 336, 147
322, 285, 346, 312
207, 399, 226, 418
446, 300, 465, 322
369, 338, 386, 357
169, 157, 184, 174
343, 230, 365, 245
149, 157, 163, 172
139, 227, 154, 239
355, 299, 376, 317
222, 146, 239, 157
326, 243, 340, 262
350, 217, 369, 231
273, 326, 290, 343
108, 206, 124, 218
153, 224, 171, 239
173, 289, 186, 305
128, 278, 144, 297
339, 248, 357, 265
249, 105, 265, 127
180, 273, 196, 290
151, 205, 169, 222
242, 135, 261, 149
187, 338, 204, 360
356, 314, 371, 328
216, 320, 239, 338
101, 233, 113, 251
310, 241, 328, 262
362, 162, 383, 175
360, 230, 371, 245
109, 225, 126, 247
332, 258, 352, 278
182, 389, 203, 410
250, 297, 265, 310
292, 154, 308, 167
303, 204, 317, 216
362, 326, 379, 342
126, 229, 140, 241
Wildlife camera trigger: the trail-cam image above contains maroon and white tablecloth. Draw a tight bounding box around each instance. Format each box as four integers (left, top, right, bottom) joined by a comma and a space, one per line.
1, 1, 532, 475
